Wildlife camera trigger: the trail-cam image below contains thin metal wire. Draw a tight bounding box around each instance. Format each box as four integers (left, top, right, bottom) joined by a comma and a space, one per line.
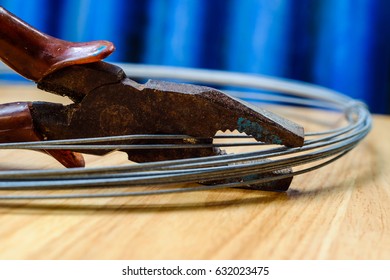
0, 63, 372, 199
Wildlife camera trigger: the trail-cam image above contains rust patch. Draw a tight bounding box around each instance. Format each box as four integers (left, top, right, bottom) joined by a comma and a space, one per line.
99, 105, 133, 136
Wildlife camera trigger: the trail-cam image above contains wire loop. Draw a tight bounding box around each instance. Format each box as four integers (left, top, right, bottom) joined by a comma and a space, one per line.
0, 63, 372, 199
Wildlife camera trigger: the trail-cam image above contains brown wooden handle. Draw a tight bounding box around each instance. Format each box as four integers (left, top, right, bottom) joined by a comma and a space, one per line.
0, 102, 85, 168
0, 7, 115, 82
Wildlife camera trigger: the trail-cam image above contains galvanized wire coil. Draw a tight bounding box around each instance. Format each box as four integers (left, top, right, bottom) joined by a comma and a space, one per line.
0, 63, 372, 199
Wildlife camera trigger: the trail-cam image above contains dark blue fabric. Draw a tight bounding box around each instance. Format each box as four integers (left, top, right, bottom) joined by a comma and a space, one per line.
1, 0, 389, 113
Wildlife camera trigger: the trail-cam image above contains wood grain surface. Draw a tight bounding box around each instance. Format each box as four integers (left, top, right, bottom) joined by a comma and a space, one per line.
0, 85, 389, 260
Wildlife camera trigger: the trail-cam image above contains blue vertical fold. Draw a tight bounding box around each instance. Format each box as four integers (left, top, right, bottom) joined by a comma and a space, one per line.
142, 0, 170, 65
225, 0, 292, 76
366, 1, 390, 114
143, 0, 208, 68
287, 0, 318, 82
313, 0, 381, 111
197, 0, 230, 70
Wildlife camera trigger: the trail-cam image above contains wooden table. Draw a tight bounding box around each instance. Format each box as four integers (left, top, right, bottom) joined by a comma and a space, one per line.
0, 85, 389, 260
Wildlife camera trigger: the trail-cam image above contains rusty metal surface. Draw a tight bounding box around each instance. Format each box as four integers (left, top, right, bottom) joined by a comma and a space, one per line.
35, 62, 304, 162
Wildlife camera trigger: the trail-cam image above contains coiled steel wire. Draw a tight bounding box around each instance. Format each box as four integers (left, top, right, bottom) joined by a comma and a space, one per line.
0, 63, 372, 199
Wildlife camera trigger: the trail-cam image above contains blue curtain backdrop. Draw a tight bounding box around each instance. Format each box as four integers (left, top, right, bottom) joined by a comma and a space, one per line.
0, 0, 389, 114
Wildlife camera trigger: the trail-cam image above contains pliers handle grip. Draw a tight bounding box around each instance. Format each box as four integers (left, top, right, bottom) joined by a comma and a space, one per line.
0, 7, 114, 82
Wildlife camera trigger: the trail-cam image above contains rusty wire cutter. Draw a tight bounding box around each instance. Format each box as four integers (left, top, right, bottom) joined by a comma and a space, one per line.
0, 7, 304, 190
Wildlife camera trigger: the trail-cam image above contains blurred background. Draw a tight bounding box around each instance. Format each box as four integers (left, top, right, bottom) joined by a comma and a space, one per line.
0, 0, 389, 114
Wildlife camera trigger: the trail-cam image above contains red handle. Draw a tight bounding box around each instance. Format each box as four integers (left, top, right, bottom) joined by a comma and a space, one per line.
0, 102, 85, 168
0, 7, 115, 81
